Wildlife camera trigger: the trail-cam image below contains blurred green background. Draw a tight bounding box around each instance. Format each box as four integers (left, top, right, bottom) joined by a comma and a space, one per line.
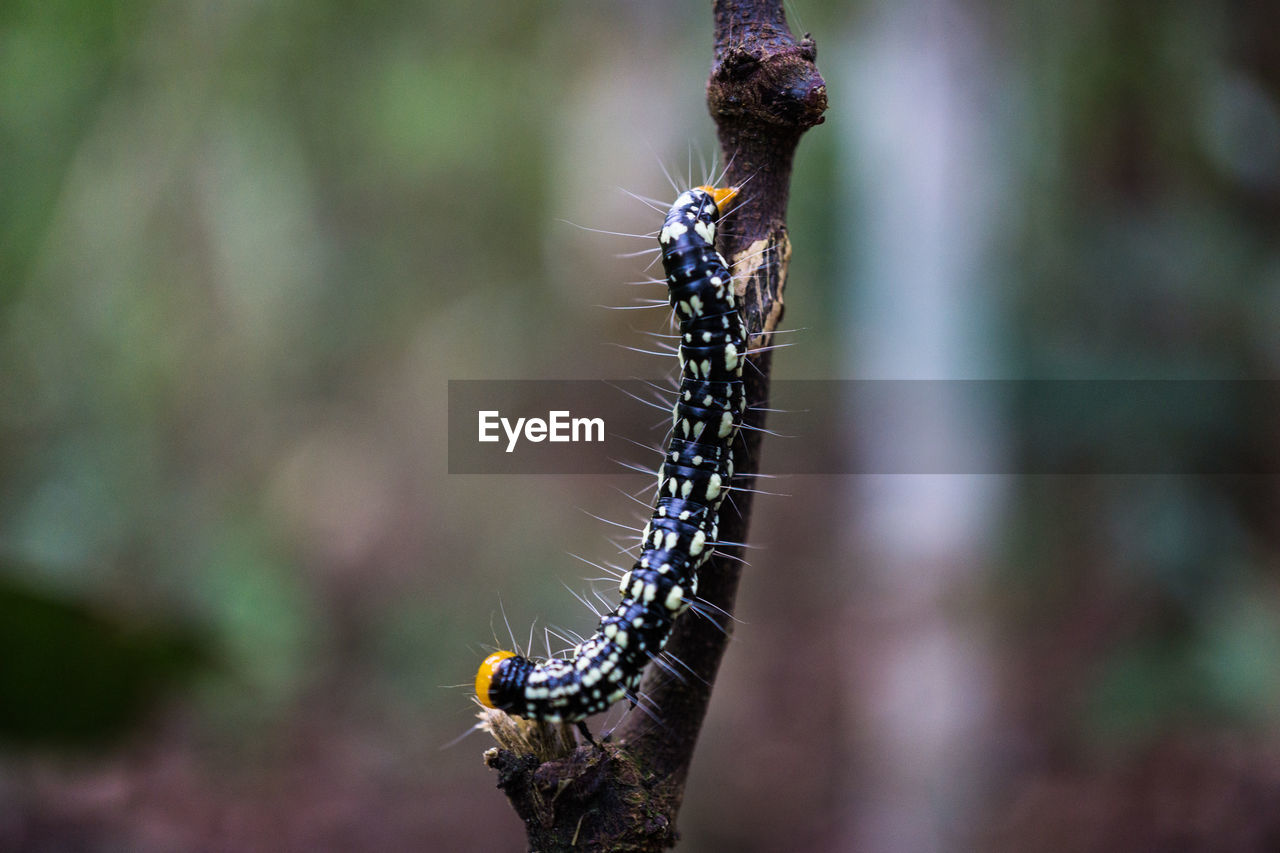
2, 1, 1278, 850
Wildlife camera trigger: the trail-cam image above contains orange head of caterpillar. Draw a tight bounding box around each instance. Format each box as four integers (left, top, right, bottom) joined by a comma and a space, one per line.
475, 650, 517, 709
695, 185, 739, 216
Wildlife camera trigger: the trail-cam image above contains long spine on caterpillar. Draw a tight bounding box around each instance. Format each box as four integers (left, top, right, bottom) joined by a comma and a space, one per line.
476, 186, 743, 722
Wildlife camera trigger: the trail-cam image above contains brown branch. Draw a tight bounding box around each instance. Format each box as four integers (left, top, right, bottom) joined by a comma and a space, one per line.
480, 3, 825, 850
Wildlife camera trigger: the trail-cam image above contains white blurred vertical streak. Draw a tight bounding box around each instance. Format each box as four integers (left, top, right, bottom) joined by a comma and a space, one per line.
837, 2, 1006, 851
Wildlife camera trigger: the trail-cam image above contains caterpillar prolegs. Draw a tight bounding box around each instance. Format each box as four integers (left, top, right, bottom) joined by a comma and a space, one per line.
475, 186, 744, 723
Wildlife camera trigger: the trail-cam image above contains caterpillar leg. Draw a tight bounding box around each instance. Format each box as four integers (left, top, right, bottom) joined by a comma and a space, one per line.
576, 720, 600, 748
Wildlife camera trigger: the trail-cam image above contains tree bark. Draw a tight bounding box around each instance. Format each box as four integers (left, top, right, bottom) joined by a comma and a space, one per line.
481, 3, 825, 850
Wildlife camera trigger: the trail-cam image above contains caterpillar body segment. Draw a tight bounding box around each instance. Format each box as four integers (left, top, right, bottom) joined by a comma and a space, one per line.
476, 186, 743, 722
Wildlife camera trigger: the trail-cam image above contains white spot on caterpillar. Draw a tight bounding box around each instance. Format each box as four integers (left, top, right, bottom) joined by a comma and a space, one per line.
724, 343, 740, 371
665, 585, 684, 612
660, 221, 688, 244
689, 531, 706, 556
706, 474, 723, 501
694, 220, 715, 244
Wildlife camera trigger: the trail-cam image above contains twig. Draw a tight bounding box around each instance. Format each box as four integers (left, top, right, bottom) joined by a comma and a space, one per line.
481, 3, 825, 849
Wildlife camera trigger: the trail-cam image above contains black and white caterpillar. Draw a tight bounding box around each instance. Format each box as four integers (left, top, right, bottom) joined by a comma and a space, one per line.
475, 185, 744, 722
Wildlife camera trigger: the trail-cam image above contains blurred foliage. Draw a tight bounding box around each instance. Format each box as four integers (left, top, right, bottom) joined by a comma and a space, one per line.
997, 0, 1280, 765
0, 568, 209, 747
0, 2, 727, 848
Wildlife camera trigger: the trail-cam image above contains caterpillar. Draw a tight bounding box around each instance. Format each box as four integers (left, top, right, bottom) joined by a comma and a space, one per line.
475, 185, 744, 723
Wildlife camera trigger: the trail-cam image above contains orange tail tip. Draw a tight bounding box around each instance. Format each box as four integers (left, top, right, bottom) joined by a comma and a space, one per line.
475, 650, 516, 708
696, 185, 739, 213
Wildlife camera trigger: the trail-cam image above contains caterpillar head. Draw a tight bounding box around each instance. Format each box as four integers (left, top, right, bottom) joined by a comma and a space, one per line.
695, 185, 739, 217
662, 186, 739, 249
476, 650, 521, 710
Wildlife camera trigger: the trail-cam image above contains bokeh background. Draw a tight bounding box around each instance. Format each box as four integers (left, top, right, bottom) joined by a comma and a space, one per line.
3, 1, 1279, 850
